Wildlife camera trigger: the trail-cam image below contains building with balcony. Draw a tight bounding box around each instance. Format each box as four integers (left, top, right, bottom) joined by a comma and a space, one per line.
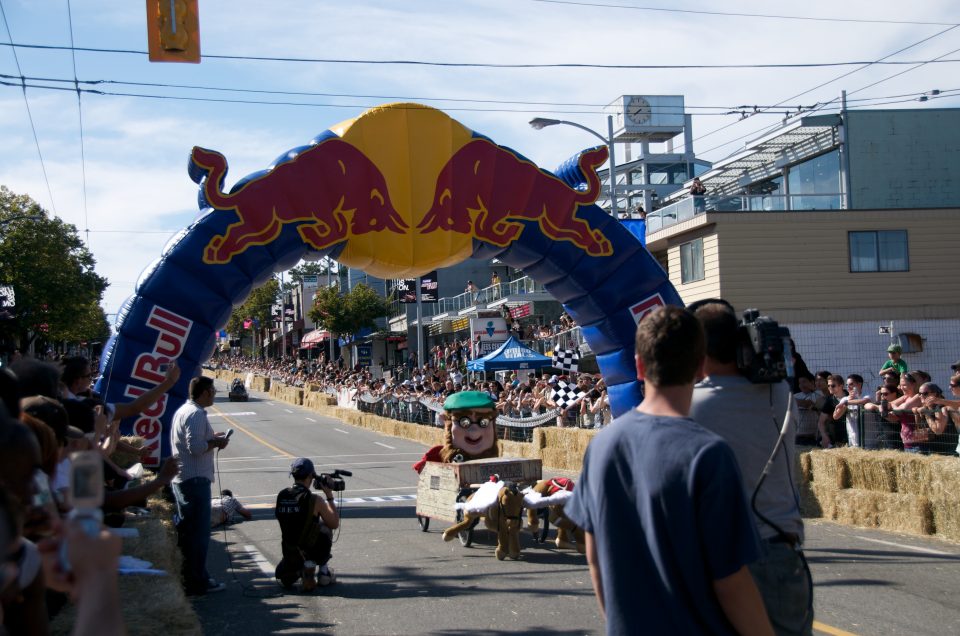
644, 107, 960, 384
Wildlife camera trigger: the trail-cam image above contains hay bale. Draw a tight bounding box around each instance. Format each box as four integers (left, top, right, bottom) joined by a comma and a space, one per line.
893, 454, 937, 496
798, 480, 822, 518
833, 489, 881, 528
931, 496, 960, 542
807, 450, 849, 489
797, 450, 812, 483
923, 457, 960, 501
845, 450, 898, 493
801, 482, 837, 519
876, 492, 933, 535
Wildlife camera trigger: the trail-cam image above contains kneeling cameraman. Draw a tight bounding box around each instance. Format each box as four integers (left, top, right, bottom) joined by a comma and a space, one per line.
275, 458, 339, 591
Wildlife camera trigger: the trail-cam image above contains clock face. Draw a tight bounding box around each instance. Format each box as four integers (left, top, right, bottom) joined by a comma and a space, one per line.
627, 97, 652, 125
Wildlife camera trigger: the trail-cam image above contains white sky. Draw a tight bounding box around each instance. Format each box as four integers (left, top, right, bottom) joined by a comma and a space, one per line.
0, 0, 957, 315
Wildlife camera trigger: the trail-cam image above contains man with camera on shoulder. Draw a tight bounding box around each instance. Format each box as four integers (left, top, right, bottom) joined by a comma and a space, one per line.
275, 457, 340, 592
689, 300, 812, 636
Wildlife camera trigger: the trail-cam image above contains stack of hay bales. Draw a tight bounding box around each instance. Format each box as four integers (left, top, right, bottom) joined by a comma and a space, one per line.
800, 448, 960, 541
50, 494, 201, 636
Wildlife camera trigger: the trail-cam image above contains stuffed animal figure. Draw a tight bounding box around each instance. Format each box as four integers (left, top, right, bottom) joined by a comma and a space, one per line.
443, 477, 524, 560
524, 477, 585, 554
413, 391, 500, 473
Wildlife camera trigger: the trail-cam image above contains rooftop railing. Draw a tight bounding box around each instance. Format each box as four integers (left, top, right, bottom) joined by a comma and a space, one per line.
646, 193, 844, 233
390, 275, 550, 319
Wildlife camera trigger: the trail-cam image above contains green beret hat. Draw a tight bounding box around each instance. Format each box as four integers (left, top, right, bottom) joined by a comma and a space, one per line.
443, 391, 496, 411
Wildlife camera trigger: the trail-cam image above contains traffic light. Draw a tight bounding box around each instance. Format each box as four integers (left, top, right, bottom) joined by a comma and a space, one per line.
146, 0, 200, 63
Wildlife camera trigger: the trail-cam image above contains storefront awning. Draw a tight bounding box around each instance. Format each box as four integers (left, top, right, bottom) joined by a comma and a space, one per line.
300, 330, 330, 346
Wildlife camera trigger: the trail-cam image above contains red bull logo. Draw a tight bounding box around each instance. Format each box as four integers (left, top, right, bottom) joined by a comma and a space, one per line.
192, 139, 407, 264
191, 104, 613, 274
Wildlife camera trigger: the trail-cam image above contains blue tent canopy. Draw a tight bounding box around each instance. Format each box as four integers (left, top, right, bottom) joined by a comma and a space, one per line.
467, 336, 553, 372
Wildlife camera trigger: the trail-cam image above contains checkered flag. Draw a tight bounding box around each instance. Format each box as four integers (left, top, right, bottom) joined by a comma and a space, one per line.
552, 347, 580, 373
551, 381, 585, 411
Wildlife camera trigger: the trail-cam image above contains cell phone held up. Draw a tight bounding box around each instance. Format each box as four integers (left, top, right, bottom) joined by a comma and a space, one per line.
61, 450, 105, 571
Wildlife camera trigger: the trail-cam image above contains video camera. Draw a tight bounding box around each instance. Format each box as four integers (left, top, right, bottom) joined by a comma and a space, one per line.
313, 469, 352, 492
737, 309, 793, 384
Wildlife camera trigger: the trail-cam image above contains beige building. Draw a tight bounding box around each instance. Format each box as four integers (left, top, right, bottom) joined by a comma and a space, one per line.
645, 108, 960, 387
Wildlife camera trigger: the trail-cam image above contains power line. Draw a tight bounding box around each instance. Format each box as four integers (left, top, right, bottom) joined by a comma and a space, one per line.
527, 0, 960, 26
0, 1, 57, 217
1, 41, 960, 70
4, 71, 954, 113
673, 24, 960, 157
67, 0, 90, 245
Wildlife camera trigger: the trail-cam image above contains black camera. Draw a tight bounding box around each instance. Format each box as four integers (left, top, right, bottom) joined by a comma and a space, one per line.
313, 469, 352, 492
738, 309, 793, 384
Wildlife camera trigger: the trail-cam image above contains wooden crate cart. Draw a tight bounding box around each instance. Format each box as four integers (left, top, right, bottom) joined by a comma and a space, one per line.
415, 457, 542, 540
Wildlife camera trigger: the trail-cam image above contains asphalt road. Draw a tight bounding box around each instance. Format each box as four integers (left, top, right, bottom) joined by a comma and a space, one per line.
186, 380, 960, 635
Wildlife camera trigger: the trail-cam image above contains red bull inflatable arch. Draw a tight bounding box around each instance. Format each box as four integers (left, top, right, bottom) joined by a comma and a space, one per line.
95, 103, 681, 465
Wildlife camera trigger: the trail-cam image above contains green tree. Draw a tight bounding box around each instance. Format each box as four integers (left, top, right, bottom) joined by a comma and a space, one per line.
308, 282, 388, 341
226, 277, 280, 335
0, 186, 108, 350
283, 259, 335, 292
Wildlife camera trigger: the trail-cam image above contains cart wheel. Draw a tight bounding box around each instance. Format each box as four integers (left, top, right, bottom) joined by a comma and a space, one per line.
454, 508, 475, 547
536, 509, 550, 544
417, 515, 430, 532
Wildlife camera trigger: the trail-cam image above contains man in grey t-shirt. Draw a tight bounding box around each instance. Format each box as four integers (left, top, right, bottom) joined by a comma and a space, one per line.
690, 300, 812, 636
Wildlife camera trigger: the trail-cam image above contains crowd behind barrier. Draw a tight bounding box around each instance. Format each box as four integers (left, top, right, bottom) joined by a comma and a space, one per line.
213, 352, 612, 443
793, 359, 960, 458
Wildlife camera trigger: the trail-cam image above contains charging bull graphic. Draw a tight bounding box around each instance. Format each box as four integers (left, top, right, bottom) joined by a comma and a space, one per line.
96, 102, 682, 465
417, 140, 612, 257
190, 140, 408, 264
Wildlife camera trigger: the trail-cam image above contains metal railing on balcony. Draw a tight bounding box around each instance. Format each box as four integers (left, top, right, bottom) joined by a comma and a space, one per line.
390, 275, 550, 319
646, 192, 845, 233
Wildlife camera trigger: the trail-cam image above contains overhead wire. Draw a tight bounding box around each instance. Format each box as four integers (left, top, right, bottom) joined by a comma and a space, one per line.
0, 0, 58, 216
1, 40, 960, 70
66, 0, 90, 245
526, 0, 960, 27
3, 70, 956, 112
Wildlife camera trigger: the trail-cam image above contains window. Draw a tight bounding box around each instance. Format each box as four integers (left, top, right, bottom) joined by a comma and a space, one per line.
849, 230, 909, 272
680, 238, 705, 283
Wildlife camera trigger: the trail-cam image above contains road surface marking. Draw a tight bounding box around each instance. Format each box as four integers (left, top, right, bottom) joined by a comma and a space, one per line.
239, 486, 416, 500
854, 535, 953, 555
242, 545, 275, 576
374, 442, 396, 450
266, 402, 276, 407
210, 407, 293, 459
284, 408, 293, 414
305, 417, 317, 423
246, 494, 416, 509
209, 412, 256, 417
335, 428, 350, 434
813, 621, 859, 636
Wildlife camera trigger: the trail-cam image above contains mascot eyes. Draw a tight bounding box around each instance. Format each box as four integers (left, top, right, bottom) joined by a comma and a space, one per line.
455, 417, 492, 429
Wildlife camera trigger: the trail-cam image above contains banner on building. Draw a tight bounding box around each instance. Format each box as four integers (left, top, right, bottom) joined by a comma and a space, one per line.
419, 271, 438, 303
470, 317, 509, 355
396, 278, 417, 303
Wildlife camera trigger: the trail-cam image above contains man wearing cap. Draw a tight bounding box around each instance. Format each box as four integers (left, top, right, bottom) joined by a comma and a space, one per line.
879, 344, 908, 377
275, 458, 339, 591
412, 391, 499, 473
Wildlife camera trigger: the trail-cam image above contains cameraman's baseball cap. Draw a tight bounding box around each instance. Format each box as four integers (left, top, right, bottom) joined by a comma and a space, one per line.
951, 360, 960, 372
290, 457, 315, 480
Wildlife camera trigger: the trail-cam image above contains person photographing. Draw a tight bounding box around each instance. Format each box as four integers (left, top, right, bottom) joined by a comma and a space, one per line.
170, 376, 230, 596
275, 458, 340, 592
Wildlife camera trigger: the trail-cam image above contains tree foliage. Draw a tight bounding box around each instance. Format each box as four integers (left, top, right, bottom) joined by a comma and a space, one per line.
283, 259, 336, 292
0, 186, 109, 348
308, 282, 388, 339
226, 277, 279, 335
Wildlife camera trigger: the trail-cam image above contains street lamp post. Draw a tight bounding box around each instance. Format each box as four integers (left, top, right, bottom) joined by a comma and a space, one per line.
529, 115, 619, 216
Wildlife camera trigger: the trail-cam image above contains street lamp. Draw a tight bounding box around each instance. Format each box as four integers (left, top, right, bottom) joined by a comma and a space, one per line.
529, 116, 619, 216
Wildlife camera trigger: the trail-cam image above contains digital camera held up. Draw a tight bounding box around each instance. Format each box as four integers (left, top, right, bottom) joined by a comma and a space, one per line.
313, 469, 352, 492
738, 309, 794, 384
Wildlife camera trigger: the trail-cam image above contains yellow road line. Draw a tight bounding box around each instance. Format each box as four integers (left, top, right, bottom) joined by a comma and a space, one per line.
814, 621, 859, 636
211, 407, 293, 459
